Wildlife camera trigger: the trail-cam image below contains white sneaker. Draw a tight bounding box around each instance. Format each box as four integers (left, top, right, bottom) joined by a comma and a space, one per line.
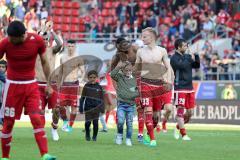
174, 128, 180, 140
51, 128, 59, 141
162, 129, 167, 133
182, 135, 191, 141
62, 121, 69, 132
126, 138, 132, 146
115, 134, 123, 145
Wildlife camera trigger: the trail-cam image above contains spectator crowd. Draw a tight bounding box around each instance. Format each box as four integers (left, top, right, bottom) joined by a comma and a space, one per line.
0, 0, 239, 80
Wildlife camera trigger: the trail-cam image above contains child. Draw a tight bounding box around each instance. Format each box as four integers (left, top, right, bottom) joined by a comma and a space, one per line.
0, 59, 7, 130
79, 70, 105, 141
110, 61, 139, 146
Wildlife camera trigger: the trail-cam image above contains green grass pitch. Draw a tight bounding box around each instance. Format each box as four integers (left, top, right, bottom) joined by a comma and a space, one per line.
2, 122, 240, 160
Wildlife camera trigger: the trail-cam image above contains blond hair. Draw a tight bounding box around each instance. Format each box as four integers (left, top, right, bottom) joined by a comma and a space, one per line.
142, 27, 158, 40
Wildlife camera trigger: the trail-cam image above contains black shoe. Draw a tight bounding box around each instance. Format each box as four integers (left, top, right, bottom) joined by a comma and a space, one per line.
92, 137, 97, 141
86, 136, 91, 141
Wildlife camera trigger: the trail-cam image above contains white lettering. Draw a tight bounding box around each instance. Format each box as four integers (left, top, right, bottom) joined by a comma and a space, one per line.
228, 106, 235, 120
208, 105, 214, 119
220, 106, 228, 120
235, 106, 240, 120
199, 105, 205, 119
214, 106, 220, 119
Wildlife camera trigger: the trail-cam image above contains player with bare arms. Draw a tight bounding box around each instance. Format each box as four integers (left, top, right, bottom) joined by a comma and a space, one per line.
35, 21, 63, 141
135, 27, 172, 147
110, 37, 139, 70
58, 40, 84, 132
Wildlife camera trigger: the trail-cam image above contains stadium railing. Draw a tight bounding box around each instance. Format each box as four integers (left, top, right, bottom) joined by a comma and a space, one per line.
197, 60, 240, 81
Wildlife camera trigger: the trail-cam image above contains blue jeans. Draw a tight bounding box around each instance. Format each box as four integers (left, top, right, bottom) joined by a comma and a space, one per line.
117, 101, 135, 139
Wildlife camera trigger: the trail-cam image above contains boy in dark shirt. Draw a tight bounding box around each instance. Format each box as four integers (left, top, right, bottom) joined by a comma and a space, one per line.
79, 70, 104, 141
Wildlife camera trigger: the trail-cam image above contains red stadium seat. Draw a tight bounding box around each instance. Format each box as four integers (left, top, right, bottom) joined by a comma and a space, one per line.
63, 1, 72, 8
101, 9, 109, 17
79, 25, 86, 32
72, 9, 79, 16
52, 16, 62, 24
71, 17, 79, 24
140, 2, 150, 9
53, 24, 61, 30
62, 24, 70, 32
52, 9, 62, 15
78, 33, 85, 39
71, 25, 79, 32
63, 16, 71, 24
72, 2, 80, 9
55, 1, 64, 8
104, 1, 112, 9
113, 2, 120, 8
70, 33, 77, 39
51, 1, 56, 8
79, 18, 85, 24
63, 9, 72, 16
110, 9, 116, 16
62, 32, 70, 39
78, 33, 86, 42
107, 17, 114, 25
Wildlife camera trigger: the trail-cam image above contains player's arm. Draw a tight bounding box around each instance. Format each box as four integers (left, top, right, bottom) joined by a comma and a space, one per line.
79, 84, 87, 113
110, 54, 120, 71
0, 39, 7, 59
162, 49, 172, 82
57, 58, 64, 88
38, 36, 52, 86
191, 53, 200, 69
133, 49, 142, 76
52, 31, 63, 54
132, 44, 139, 53
110, 61, 125, 81
39, 53, 52, 86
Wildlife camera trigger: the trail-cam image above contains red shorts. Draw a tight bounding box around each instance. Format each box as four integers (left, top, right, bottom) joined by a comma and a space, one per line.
38, 82, 58, 110
174, 90, 195, 109
158, 91, 173, 110
138, 79, 172, 111
0, 79, 41, 120
59, 81, 79, 107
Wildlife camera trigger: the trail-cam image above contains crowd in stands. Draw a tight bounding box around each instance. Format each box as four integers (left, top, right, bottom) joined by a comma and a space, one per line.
0, 0, 239, 80
83, 0, 239, 49
0, 0, 51, 39
77, 0, 240, 80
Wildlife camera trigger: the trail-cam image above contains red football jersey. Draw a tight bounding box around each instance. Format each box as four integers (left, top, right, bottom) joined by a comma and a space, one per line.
0, 33, 46, 81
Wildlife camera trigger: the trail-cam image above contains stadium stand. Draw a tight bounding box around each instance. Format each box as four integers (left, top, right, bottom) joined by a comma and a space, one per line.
0, 0, 239, 80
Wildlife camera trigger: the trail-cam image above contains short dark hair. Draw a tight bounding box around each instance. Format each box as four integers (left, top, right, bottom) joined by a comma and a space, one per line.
67, 39, 76, 44
88, 70, 98, 77
174, 38, 186, 49
7, 21, 26, 37
116, 37, 126, 45
115, 37, 131, 52
0, 60, 7, 66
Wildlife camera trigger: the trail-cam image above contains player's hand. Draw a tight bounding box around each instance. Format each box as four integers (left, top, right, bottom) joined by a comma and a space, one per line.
163, 83, 172, 92
116, 61, 125, 68
45, 86, 53, 96
136, 105, 142, 110
46, 21, 53, 31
